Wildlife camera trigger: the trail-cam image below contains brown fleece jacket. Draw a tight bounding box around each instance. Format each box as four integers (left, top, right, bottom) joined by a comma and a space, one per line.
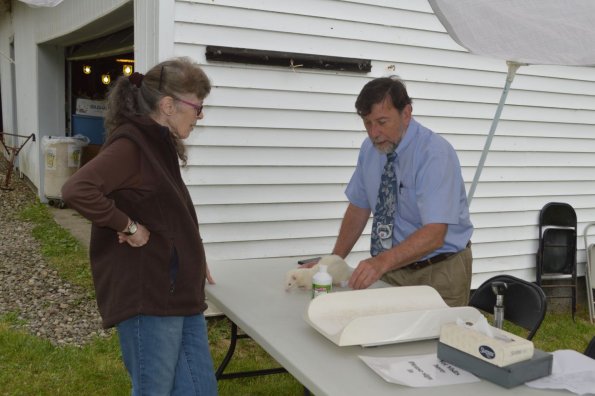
62, 116, 207, 328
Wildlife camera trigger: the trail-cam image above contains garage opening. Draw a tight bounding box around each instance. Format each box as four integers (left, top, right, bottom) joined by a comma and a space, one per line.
65, 27, 133, 163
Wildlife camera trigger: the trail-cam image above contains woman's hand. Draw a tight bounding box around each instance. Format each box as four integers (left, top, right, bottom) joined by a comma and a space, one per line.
206, 264, 215, 284
117, 223, 150, 247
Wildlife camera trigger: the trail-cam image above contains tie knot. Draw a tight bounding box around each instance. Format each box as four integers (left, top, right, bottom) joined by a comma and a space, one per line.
387, 152, 397, 162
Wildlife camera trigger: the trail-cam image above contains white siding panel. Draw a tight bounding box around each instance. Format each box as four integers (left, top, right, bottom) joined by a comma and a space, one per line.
171, 0, 595, 285
200, 108, 360, 130
181, 166, 355, 185
201, 219, 346, 243
186, 147, 359, 166
207, 87, 355, 112
462, 167, 595, 182
198, 202, 348, 223
188, 127, 366, 148
182, 0, 438, 31
188, 185, 347, 205
176, 3, 458, 51
470, 181, 595, 198
418, 117, 595, 138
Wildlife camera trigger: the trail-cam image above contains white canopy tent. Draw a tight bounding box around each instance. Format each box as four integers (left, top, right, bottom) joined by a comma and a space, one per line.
428, 0, 595, 204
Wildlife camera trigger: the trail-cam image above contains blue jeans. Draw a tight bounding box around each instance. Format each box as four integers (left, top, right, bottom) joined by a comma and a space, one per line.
116, 314, 218, 396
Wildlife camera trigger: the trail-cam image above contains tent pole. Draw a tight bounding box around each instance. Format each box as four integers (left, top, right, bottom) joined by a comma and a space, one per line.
467, 61, 524, 205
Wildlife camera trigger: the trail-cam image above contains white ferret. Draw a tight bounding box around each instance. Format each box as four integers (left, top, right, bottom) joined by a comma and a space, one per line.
285, 254, 352, 291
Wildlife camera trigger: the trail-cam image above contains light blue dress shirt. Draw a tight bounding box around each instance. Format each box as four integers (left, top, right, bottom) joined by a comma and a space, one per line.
345, 118, 473, 258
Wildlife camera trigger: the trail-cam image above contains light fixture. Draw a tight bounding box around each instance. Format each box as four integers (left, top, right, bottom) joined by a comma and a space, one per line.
101, 74, 111, 85
122, 64, 133, 76
82, 65, 92, 74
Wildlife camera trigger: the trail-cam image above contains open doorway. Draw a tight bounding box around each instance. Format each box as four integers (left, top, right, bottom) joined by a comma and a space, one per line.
65, 27, 133, 164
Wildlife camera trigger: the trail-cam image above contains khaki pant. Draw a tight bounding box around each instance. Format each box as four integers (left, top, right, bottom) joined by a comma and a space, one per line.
381, 246, 473, 307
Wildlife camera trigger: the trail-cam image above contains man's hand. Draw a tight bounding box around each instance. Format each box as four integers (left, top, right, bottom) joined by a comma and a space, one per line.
348, 256, 386, 289
348, 223, 448, 289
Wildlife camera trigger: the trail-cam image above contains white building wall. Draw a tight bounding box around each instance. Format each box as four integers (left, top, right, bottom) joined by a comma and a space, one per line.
3, 0, 594, 287
0, 9, 15, 146
0, 0, 129, 192
170, 0, 595, 286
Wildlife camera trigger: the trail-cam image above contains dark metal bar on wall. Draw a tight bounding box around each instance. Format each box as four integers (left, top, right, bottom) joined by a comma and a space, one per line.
205, 46, 372, 73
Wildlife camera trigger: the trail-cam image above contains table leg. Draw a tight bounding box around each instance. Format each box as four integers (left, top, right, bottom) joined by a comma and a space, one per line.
215, 319, 287, 380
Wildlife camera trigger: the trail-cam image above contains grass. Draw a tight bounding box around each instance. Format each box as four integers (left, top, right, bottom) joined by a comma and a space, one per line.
2, 201, 303, 395
1, 200, 594, 395
19, 202, 93, 294
0, 317, 129, 396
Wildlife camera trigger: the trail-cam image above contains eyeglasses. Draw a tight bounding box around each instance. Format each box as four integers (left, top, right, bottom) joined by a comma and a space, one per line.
172, 96, 203, 116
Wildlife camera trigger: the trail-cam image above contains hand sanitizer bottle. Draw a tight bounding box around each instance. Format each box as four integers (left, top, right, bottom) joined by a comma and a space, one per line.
312, 264, 332, 298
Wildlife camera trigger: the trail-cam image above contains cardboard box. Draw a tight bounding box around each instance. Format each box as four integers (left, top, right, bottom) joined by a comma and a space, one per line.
437, 342, 553, 388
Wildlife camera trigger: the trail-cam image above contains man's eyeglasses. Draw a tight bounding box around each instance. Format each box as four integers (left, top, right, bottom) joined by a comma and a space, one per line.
172, 96, 203, 116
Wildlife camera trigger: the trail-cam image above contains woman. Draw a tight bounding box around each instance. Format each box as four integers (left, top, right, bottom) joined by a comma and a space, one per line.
62, 57, 217, 395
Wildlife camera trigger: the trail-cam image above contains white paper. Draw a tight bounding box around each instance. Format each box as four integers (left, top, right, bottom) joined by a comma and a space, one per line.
525, 350, 595, 395
359, 354, 480, 388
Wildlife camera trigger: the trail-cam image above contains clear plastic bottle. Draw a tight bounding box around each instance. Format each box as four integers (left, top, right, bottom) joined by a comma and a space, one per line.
312, 264, 332, 298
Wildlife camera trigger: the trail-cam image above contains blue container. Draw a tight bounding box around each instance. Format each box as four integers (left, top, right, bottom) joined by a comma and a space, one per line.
72, 114, 105, 145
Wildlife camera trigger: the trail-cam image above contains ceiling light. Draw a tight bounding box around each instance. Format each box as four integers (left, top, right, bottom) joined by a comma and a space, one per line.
122, 64, 133, 76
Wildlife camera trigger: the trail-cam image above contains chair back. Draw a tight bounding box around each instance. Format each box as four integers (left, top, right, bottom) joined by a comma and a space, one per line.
537, 202, 577, 279
469, 275, 547, 340
585, 336, 595, 359
539, 202, 577, 228
541, 228, 576, 274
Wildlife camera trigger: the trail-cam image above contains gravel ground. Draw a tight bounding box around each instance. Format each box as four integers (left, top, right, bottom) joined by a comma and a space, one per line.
0, 160, 110, 347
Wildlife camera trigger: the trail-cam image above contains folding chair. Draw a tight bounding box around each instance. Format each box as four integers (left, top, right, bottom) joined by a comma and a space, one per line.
469, 275, 547, 340
536, 202, 578, 319
585, 336, 595, 359
583, 223, 595, 324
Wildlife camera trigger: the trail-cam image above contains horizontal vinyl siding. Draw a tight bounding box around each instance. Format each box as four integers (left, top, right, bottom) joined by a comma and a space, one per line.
173, 0, 595, 286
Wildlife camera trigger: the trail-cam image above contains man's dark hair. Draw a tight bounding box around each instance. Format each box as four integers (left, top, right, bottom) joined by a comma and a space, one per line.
355, 76, 412, 117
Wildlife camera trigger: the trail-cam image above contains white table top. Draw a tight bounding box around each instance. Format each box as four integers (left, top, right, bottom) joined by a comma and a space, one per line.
206, 257, 567, 396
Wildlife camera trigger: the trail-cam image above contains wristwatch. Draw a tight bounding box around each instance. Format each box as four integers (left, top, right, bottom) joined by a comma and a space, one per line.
124, 220, 138, 236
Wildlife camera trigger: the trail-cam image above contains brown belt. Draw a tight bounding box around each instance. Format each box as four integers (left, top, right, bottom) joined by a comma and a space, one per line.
405, 241, 471, 270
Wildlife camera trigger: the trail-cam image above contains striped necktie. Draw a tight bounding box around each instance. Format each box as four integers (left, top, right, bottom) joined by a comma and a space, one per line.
370, 152, 397, 256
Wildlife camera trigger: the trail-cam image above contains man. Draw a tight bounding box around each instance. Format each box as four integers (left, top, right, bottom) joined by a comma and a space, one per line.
335, 76, 473, 307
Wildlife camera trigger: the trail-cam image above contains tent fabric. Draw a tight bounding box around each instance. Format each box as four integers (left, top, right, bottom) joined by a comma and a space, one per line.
428, 0, 595, 66
66, 28, 133, 61
18, 0, 64, 7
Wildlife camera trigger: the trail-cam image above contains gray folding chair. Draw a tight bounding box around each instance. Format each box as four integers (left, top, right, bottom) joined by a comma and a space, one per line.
536, 202, 578, 319
582, 223, 595, 324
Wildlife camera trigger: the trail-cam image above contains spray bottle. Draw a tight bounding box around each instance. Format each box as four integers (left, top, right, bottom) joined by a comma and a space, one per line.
312, 264, 332, 298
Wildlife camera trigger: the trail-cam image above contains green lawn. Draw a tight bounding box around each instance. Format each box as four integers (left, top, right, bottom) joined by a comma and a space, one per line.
1, 201, 593, 395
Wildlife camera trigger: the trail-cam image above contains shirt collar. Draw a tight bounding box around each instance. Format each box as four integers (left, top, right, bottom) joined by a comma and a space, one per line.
395, 118, 418, 155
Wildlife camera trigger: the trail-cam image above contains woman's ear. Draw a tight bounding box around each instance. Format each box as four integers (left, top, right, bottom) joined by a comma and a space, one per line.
158, 96, 176, 116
